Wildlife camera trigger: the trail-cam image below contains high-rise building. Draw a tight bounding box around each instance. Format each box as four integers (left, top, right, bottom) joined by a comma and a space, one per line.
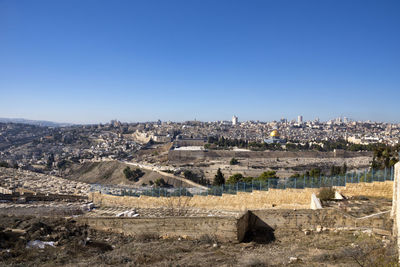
297, 115, 303, 124
232, 115, 238, 125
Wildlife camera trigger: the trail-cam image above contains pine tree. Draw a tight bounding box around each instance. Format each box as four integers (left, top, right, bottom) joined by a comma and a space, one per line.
213, 168, 225, 185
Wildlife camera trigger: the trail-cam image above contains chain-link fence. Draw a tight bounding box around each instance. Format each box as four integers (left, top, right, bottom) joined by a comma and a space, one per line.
90, 167, 395, 197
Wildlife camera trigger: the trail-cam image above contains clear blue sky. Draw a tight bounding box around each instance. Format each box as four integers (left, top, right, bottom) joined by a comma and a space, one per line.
1, 0, 399, 124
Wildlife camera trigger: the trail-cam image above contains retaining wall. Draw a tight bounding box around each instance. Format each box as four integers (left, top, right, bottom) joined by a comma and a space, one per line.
250, 209, 392, 234
77, 214, 248, 243
77, 208, 391, 243
90, 181, 393, 211
168, 150, 372, 162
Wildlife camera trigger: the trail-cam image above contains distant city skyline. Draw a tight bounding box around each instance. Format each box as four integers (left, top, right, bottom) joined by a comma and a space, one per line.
1, 0, 399, 124
0, 115, 398, 126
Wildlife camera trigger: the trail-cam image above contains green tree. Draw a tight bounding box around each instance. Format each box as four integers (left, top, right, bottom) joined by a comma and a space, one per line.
257, 171, 278, 181
155, 178, 167, 187
123, 167, 133, 179
309, 168, 322, 178
123, 167, 144, 182
213, 168, 225, 185
46, 154, 54, 169
226, 173, 243, 184
341, 163, 347, 174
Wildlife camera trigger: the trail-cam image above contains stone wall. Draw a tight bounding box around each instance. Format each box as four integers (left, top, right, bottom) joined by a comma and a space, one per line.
90, 180, 393, 211
335, 181, 393, 199
77, 208, 391, 243
250, 208, 392, 237
77, 215, 248, 243
168, 150, 372, 162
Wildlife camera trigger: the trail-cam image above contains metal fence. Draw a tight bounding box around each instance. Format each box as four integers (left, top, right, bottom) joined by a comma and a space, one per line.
90, 167, 395, 197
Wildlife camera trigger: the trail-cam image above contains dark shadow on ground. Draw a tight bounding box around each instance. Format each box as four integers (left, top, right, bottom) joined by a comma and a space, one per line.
242, 211, 275, 244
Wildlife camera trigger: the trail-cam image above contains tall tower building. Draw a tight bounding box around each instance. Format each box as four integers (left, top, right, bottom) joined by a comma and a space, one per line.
297, 115, 303, 124
232, 115, 238, 126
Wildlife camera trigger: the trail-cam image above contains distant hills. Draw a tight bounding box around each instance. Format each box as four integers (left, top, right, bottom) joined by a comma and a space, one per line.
0, 118, 74, 127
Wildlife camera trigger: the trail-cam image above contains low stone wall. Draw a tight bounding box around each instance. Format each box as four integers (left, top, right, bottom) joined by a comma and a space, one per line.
335, 181, 393, 199
168, 150, 372, 162
77, 214, 248, 243
77, 208, 391, 243
250, 209, 392, 234
89, 190, 313, 211
90, 181, 393, 211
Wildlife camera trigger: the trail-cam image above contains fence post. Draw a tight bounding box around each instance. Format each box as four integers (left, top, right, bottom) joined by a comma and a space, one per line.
393, 166, 395, 181
365, 168, 368, 182
384, 168, 387, 182
304, 176, 306, 188
294, 178, 296, 189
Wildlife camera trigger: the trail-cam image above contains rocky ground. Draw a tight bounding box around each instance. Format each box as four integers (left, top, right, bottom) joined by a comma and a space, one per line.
324, 197, 392, 217
0, 215, 397, 267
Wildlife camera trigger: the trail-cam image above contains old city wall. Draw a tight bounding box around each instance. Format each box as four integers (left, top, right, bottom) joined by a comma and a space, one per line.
168, 150, 372, 162
77, 213, 249, 243
90, 181, 393, 211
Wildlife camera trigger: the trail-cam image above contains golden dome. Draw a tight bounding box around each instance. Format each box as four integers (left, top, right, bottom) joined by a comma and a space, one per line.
270, 130, 280, 137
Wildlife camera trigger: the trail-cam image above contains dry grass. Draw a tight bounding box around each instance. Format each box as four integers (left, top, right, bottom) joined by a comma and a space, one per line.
0, 215, 398, 266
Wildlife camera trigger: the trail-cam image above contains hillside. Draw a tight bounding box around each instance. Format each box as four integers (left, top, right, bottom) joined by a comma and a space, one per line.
63, 161, 192, 187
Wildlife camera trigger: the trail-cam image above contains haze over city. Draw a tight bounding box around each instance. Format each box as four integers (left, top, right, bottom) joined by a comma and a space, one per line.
1, 0, 399, 124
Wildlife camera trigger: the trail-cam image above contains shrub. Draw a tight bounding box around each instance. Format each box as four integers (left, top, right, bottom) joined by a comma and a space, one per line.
154, 178, 167, 187
123, 167, 145, 182
226, 173, 244, 184
318, 187, 335, 201
230, 157, 239, 165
